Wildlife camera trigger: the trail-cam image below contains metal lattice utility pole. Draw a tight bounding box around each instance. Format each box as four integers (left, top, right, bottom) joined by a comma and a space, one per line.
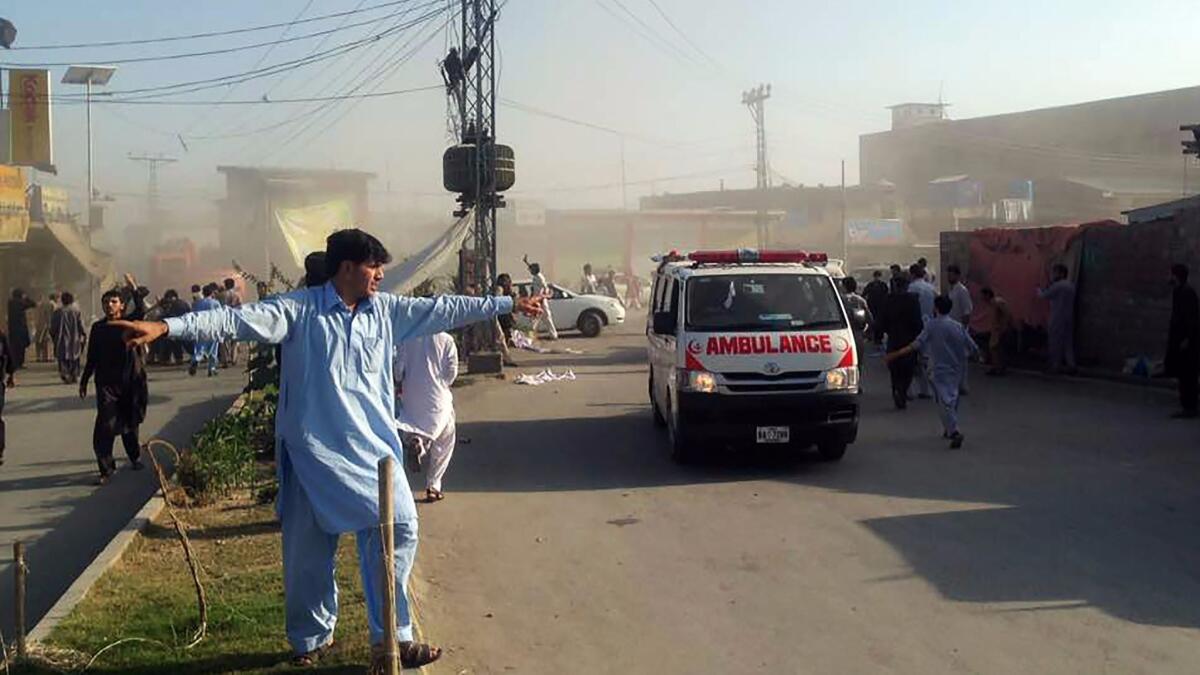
743, 84, 771, 248
128, 153, 177, 224
462, 0, 499, 287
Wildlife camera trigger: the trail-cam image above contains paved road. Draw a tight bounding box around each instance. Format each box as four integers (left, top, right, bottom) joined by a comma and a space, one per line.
0, 360, 241, 639
412, 314, 1200, 674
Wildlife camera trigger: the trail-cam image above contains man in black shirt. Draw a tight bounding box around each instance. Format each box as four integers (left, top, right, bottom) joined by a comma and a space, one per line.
80, 289, 148, 484
879, 274, 924, 410
1167, 264, 1200, 419
862, 271, 890, 345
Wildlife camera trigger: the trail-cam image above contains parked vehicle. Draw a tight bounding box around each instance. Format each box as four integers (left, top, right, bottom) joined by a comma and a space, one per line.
513, 280, 626, 337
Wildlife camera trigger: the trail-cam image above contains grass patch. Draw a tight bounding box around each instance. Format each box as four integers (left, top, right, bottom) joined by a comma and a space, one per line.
14, 496, 377, 674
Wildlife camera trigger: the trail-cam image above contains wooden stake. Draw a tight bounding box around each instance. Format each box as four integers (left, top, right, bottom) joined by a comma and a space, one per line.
378, 457, 399, 675
14, 541, 26, 658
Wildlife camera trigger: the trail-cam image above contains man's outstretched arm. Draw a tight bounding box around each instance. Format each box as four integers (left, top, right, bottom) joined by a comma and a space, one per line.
112, 294, 302, 348
388, 293, 541, 345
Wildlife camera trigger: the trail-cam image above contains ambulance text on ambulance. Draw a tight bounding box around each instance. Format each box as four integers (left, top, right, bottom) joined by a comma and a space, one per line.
698, 334, 834, 356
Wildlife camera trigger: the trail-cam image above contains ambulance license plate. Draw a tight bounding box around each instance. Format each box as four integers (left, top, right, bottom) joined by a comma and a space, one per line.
756, 426, 790, 444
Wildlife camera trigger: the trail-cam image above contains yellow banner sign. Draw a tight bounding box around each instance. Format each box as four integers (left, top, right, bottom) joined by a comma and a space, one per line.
0, 165, 30, 243
274, 200, 352, 267
9, 69, 54, 168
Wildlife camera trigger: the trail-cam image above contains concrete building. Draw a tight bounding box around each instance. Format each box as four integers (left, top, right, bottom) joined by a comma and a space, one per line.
861, 86, 1200, 241
216, 165, 374, 278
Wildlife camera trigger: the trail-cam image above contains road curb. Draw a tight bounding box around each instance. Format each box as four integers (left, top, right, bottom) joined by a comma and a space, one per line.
27, 393, 245, 644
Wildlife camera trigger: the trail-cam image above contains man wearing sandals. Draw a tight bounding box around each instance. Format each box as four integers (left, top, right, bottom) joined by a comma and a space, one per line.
395, 330, 459, 503
112, 229, 541, 671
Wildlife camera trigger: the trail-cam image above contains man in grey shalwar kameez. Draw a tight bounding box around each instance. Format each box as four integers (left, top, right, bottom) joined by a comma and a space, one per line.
886, 295, 979, 448
51, 292, 87, 383
1038, 264, 1076, 374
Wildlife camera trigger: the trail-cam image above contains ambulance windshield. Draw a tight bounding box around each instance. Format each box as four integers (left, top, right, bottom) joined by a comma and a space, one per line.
686, 274, 846, 332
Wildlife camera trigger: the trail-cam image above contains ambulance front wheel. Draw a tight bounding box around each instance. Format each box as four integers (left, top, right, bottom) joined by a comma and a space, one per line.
817, 440, 847, 461
667, 410, 698, 463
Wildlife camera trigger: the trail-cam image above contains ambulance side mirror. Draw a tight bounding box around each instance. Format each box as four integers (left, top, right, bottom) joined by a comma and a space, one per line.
652, 311, 677, 336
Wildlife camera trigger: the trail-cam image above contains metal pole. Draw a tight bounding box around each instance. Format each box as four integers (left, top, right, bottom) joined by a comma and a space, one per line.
619, 134, 628, 210
377, 458, 399, 675
86, 79, 97, 317
841, 159, 848, 266
14, 541, 27, 658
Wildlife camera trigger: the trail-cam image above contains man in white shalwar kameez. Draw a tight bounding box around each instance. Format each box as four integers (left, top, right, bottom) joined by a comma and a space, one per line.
395, 332, 458, 502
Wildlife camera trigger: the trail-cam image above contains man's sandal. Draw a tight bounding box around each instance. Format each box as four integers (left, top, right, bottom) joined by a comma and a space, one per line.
369, 641, 442, 673
426, 488, 445, 502
290, 639, 335, 667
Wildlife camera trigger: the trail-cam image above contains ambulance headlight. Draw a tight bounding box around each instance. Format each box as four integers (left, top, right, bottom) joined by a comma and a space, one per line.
681, 370, 718, 393
825, 367, 859, 391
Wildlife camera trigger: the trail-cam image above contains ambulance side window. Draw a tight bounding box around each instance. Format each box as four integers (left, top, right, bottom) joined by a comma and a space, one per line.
666, 279, 681, 320
651, 275, 665, 312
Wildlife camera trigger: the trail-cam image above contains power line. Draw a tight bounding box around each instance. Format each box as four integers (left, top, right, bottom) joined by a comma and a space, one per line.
591, 0, 696, 67
643, 0, 721, 70
0, 2, 425, 67
8, 0, 421, 50
48, 85, 444, 106
50, 3, 446, 101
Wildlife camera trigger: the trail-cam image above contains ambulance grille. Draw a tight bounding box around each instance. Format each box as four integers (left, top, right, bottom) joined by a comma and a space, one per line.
722, 370, 821, 382
726, 382, 820, 393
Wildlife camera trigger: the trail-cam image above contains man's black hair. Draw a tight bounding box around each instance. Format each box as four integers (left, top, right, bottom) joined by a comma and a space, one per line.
909, 263, 924, 279
202, 284, 215, 298
191, 284, 201, 293
11, 288, 23, 300
981, 287, 995, 299
872, 270, 882, 278
843, 277, 858, 293
1053, 263, 1069, 278
529, 262, 541, 275
934, 294, 953, 315
918, 257, 928, 266
1172, 263, 1190, 284
61, 292, 75, 305
304, 251, 328, 288
947, 264, 961, 276
324, 228, 392, 277
164, 289, 179, 300
101, 289, 123, 304
224, 278, 236, 289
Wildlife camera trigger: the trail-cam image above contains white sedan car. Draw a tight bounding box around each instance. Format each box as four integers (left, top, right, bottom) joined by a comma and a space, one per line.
513, 281, 626, 337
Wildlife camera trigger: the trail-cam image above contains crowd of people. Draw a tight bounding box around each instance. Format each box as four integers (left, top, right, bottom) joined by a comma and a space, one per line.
844, 256, 1200, 448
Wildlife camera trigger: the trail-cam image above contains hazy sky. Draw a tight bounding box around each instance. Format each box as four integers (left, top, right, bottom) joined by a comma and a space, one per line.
5, 0, 1200, 229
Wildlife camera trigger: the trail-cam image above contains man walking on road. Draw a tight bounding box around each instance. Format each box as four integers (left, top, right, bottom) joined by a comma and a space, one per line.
863, 270, 889, 346
880, 274, 924, 410
946, 265, 973, 392
1039, 264, 1077, 374
7, 289, 35, 372
1167, 263, 1199, 419
51, 292, 87, 383
80, 289, 148, 484
886, 295, 980, 448
395, 331, 459, 503
981, 287, 1014, 375
188, 284, 222, 377
112, 229, 540, 672
908, 264, 937, 399
34, 293, 57, 362
528, 259, 558, 340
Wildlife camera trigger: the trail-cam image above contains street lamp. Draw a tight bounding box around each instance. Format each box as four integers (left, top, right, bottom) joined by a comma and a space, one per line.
61, 65, 116, 230
61, 65, 116, 316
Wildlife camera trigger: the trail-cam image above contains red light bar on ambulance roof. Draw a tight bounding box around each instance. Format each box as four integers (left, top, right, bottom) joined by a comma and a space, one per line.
688, 249, 828, 264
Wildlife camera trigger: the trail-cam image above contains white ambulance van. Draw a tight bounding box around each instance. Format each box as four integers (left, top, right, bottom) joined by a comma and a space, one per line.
647, 249, 861, 463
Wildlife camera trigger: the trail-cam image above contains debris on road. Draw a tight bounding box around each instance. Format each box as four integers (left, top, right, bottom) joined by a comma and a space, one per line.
513, 369, 576, 386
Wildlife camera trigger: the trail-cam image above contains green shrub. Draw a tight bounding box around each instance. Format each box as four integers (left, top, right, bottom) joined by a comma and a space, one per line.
178, 392, 278, 500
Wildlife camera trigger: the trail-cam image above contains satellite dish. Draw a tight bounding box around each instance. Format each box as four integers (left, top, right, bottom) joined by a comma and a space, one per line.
0, 19, 17, 49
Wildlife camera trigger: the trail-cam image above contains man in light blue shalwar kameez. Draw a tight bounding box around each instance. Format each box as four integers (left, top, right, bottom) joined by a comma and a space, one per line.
886, 294, 979, 448
112, 229, 539, 672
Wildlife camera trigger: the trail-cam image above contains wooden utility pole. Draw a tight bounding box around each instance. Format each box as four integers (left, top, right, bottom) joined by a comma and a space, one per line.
378, 458, 399, 675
